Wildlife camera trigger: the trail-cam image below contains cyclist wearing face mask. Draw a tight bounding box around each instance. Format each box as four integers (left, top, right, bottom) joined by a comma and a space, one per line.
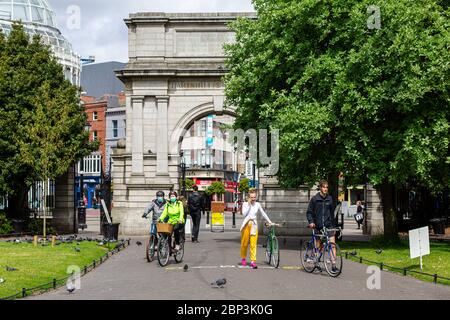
142, 191, 167, 235
158, 191, 185, 251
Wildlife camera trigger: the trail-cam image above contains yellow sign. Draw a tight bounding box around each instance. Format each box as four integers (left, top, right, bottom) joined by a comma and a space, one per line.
211, 212, 224, 225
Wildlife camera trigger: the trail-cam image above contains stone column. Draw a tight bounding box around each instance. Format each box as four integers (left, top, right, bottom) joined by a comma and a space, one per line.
53, 166, 76, 234
156, 96, 169, 177
131, 96, 144, 178
363, 184, 384, 235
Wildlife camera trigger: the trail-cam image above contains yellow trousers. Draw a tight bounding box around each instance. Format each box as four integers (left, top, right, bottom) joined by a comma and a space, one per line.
240, 221, 258, 262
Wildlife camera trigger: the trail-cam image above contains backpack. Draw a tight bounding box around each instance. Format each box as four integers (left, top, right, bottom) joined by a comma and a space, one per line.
189, 193, 202, 211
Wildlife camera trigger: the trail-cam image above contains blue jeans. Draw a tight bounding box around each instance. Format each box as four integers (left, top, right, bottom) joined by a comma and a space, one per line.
150, 222, 157, 236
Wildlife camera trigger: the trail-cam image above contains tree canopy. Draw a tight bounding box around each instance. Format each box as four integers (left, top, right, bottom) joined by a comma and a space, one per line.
225, 0, 449, 192
0, 23, 97, 217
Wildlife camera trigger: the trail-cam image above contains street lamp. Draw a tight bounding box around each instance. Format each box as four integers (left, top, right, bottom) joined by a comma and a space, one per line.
179, 151, 187, 197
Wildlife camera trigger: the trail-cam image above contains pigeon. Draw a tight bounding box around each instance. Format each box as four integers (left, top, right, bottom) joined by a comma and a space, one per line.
211, 278, 227, 288
375, 249, 383, 255
75, 247, 81, 252
77, 242, 81, 246
98, 242, 104, 246
66, 284, 76, 293
0, 278, 4, 284
6, 266, 18, 272
14, 239, 21, 244
136, 241, 142, 246
350, 250, 358, 256
183, 264, 189, 272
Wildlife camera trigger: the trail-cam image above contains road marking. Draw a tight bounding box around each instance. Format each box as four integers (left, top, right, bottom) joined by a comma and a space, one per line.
165, 265, 303, 271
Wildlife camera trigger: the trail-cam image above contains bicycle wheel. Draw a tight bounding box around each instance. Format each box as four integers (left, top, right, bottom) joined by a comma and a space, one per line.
323, 242, 343, 277
174, 240, 185, 263
146, 234, 156, 262
300, 240, 316, 273
157, 234, 170, 267
265, 237, 271, 265
270, 237, 280, 268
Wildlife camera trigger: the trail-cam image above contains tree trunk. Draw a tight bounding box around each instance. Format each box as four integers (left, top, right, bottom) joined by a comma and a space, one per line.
379, 182, 399, 238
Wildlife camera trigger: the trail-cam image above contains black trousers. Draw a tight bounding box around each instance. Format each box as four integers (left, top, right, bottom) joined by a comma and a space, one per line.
190, 211, 201, 241
173, 223, 184, 245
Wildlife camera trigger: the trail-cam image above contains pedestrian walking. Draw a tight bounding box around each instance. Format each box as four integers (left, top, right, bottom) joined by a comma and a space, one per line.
354, 200, 364, 229
240, 188, 273, 269
188, 185, 204, 243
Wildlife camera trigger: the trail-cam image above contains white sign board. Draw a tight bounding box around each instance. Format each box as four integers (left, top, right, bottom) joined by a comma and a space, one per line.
409, 226, 430, 270
341, 201, 349, 216
101, 199, 112, 224
185, 217, 192, 235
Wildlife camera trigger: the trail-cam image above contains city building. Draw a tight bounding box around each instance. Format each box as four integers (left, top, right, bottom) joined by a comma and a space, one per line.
0, 0, 81, 86
105, 92, 126, 177
80, 61, 126, 99
81, 55, 96, 65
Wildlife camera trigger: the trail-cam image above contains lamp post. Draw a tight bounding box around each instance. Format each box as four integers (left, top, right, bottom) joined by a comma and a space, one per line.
180, 151, 187, 197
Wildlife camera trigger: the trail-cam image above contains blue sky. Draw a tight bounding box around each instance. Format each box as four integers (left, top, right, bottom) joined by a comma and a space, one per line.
49, 0, 255, 63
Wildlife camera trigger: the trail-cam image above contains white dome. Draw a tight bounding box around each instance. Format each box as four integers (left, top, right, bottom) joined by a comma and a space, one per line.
0, 0, 57, 28
0, 0, 81, 86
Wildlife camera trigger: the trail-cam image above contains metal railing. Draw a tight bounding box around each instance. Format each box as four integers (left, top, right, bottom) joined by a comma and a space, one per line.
344, 251, 450, 285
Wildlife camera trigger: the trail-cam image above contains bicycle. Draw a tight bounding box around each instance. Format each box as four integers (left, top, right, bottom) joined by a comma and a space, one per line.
156, 223, 185, 267
300, 226, 343, 277
143, 212, 158, 262
264, 223, 281, 268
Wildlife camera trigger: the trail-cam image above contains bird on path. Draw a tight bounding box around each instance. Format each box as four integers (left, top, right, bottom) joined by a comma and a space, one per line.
211, 278, 227, 288
375, 249, 383, 255
66, 284, 76, 293
6, 266, 18, 272
183, 264, 189, 272
136, 241, 142, 246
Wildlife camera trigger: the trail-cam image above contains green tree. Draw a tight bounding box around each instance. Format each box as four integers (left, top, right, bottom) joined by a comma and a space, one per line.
205, 181, 226, 201
0, 23, 97, 221
225, 0, 450, 237
238, 178, 250, 194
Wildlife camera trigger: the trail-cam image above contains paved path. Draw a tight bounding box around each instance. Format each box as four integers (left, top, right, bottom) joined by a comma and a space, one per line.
28, 232, 450, 300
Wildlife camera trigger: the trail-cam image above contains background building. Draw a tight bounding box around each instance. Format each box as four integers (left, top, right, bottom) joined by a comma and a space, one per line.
80, 61, 126, 99
0, 0, 80, 86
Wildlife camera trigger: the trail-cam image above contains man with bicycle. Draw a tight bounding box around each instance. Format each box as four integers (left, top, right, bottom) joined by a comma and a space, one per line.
306, 179, 339, 273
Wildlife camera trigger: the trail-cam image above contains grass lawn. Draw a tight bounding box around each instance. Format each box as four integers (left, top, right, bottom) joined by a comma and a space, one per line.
339, 239, 450, 285
0, 241, 117, 299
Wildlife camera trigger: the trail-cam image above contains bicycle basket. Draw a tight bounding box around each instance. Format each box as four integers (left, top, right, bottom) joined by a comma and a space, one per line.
157, 223, 174, 234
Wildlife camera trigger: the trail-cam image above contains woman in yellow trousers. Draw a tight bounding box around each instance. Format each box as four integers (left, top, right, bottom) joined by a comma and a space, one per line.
240, 189, 273, 269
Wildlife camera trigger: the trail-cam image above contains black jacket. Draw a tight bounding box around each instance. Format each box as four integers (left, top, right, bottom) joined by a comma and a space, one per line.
306, 193, 335, 229
188, 192, 204, 214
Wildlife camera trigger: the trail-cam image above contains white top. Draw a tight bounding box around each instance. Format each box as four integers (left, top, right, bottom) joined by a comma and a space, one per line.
240, 201, 272, 235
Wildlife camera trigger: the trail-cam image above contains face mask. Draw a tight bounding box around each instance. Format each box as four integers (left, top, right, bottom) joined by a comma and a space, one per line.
170, 197, 177, 203
157, 197, 164, 203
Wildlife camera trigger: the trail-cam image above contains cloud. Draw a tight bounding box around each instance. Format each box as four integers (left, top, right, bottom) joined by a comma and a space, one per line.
48, 0, 255, 62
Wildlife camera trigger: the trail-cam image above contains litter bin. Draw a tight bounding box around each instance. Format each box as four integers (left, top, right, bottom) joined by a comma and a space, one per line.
102, 223, 120, 240
430, 218, 446, 235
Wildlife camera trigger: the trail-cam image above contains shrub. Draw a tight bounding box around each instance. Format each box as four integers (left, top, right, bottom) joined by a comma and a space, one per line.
0, 211, 14, 235
27, 218, 56, 235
